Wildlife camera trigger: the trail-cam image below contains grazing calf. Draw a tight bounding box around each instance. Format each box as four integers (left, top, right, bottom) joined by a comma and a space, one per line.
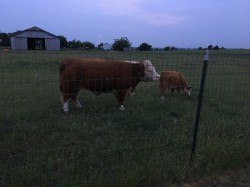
159, 71, 192, 100
60, 58, 160, 112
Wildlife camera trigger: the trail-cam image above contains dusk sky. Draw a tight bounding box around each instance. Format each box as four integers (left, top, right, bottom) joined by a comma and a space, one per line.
1, 0, 250, 48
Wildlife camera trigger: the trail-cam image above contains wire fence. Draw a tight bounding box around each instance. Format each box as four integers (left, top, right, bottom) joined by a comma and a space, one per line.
0, 50, 250, 186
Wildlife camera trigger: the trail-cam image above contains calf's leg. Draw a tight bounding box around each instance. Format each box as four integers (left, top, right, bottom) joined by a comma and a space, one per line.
160, 86, 167, 100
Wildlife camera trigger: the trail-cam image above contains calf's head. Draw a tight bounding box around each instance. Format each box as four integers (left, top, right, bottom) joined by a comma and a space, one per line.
140, 60, 160, 82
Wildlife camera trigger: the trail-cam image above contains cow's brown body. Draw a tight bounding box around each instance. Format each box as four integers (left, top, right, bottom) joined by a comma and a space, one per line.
60, 58, 159, 112
159, 71, 191, 100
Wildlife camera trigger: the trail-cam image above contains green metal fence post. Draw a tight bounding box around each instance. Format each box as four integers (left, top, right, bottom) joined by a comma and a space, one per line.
190, 49, 209, 163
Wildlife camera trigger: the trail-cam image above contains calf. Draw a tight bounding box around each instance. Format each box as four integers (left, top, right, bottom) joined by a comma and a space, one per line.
159, 71, 192, 100
60, 58, 159, 112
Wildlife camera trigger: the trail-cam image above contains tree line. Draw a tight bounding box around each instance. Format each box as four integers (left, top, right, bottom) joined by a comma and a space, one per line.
1, 32, 225, 51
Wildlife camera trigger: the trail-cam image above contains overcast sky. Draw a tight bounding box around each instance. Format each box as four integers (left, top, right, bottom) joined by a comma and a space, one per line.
1, 0, 250, 48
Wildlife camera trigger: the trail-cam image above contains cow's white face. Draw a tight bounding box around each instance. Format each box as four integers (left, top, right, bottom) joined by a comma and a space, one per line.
124, 60, 139, 64
141, 60, 160, 82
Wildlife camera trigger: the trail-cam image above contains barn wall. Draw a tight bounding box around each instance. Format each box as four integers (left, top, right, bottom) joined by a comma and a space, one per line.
11, 37, 27, 50
10, 37, 16, 50
45, 38, 60, 51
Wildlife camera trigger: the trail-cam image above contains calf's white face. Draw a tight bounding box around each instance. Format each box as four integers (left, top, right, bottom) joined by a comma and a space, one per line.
184, 86, 192, 96
141, 60, 160, 82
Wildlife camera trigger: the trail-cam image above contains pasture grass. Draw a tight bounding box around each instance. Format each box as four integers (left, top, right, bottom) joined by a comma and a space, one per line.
0, 50, 250, 186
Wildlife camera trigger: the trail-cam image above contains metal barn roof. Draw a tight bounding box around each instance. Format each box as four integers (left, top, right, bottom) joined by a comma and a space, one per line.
11, 26, 58, 38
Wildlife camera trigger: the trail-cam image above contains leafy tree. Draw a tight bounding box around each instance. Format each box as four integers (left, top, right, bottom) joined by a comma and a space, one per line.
82, 41, 95, 50
57, 35, 67, 48
164, 46, 171, 51
164, 46, 176, 51
98, 43, 104, 50
0, 32, 11, 46
171, 46, 177, 51
213, 45, 219, 50
112, 37, 131, 51
67, 40, 83, 48
208, 44, 213, 49
138, 42, 152, 51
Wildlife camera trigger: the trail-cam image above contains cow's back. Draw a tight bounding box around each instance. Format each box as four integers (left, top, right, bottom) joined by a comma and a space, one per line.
160, 71, 187, 88
60, 58, 144, 93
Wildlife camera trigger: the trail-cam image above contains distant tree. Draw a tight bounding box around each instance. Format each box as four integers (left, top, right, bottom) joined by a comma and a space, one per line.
164, 46, 171, 51
164, 46, 176, 51
208, 44, 213, 50
138, 42, 152, 51
57, 35, 67, 48
171, 46, 177, 51
82, 41, 95, 50
98, 43, 104, 50
0, 32, 11, 46
112, 37, 131, 51
198, 47, 203, 50
68, 40, 83, 48
213, 45, 219, 50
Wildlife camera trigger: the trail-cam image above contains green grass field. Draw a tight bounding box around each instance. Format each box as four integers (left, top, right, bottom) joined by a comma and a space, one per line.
0, 50, 250, 186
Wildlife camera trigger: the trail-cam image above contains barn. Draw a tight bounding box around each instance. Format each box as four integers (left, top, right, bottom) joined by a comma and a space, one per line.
11, 26, 60, 51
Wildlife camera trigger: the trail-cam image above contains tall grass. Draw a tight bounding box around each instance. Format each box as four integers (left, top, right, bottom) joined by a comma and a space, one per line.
0, 50, 250, 186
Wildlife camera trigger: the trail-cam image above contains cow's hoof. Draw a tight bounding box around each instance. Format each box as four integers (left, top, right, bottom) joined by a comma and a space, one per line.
161, 96, 165, 100
63, 108, 69, 113
75, 105, 82, 108
74, 100, 82, 108
62, 110, 69, 114
119, 105, 125, 111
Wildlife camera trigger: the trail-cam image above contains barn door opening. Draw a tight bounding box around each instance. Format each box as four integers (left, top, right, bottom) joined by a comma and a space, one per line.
27, 38, 45, 50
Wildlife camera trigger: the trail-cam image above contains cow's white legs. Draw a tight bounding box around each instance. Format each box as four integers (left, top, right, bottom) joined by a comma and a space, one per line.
119, 105, 125, 111
74, 99, 82, 108
63, 100, 69, 113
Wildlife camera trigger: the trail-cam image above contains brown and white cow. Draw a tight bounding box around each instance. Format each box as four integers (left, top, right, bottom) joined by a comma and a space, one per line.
60, 58, 160, 112
159, 71, 192, 100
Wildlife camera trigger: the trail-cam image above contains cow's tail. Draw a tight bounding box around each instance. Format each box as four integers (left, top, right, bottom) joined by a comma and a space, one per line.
60, 94, 64, 105
59, 60, 67, 105
59, 60, 67, 75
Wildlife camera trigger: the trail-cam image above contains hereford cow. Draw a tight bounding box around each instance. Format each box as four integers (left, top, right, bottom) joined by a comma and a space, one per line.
124, 60, 141, 96
60, 58, 160, 112
159, 71, 192, 100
